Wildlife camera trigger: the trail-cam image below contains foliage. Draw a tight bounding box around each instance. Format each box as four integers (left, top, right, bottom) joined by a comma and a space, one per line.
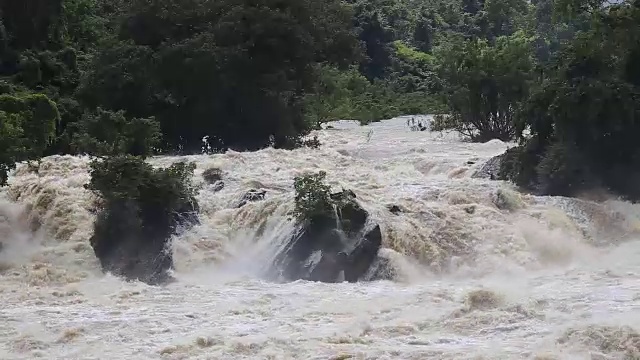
87, 156, 198, 246
59, 0, 115, 50
503, 0, 640, 200
292, 171, 334, 224
0, 93, 59, 185
479, 0, 531, 41
77, 0, 361, 153
0, 110, 26, 186
0, 93, 58, 154
70, 107, 160, 157
86, 155, 198, 282
498, 140, 541, 188
534, 142, 596, 196
87, 156, 197, 210
435, 31, 535, 141
0, 0, 538, 175
394, 40, 434, 65
303, 62, 444, 126
0, 0, 639, 207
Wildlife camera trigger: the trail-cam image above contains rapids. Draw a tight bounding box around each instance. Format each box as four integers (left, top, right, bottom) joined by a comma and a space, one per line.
0, 116, 639, 359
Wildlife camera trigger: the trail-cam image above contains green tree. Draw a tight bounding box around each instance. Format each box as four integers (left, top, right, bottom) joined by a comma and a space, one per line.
292, 171, 334, 224
59, 0, 114, 50
0, 93, 59, 184
71, 107, 160, 157
435, 31, 534, 141
0, 0, 63, 50
0, 93, 58, 155
478, 0, 530, 41
80, 0, 360, 152
502, 0, 640, 199
0, 110, 26, 185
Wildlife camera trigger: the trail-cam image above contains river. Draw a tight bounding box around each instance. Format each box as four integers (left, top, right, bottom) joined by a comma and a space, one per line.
0, 116, 638, 359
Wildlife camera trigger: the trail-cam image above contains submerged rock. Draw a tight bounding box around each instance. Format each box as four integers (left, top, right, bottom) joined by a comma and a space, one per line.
202, 167, 223, 184
211, 180, 225, 192
237, 189, 266, 208
272, 189, 382, 283
387, 204, 404, 215
493, 188, 524, 211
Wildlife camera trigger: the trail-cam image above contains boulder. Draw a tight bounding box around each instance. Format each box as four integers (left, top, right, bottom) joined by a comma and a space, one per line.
90, 198, 199, 285
237, 189, 266, 208
86, 157, 200, 285
271, 189, 382, 283
471, 153, 505, 180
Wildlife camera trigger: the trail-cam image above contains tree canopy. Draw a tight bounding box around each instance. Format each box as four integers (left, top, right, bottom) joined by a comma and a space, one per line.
1, 0, 638, 202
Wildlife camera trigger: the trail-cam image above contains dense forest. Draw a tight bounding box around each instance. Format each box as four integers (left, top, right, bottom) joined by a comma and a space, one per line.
1, 0, 639, 202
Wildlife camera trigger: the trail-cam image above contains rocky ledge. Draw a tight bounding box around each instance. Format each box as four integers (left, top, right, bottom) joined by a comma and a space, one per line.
271, 189, 386, 283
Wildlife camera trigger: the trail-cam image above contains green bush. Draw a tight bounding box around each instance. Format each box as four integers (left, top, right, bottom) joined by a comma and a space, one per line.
435, 31, 534, 141
71, 107, 160, 157
292, 171, 333, 224
501, 1, 640, 200
303, 64, 445, 126
0, 110, 26, 185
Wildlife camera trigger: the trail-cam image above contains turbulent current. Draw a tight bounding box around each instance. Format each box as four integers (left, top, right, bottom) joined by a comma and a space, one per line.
1, 116, 639, 359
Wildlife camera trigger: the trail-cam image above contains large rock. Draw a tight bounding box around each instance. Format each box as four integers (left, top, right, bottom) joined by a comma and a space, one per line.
90, 199, 199, 285
471, 153, 505, 180
271, 189, 382, 283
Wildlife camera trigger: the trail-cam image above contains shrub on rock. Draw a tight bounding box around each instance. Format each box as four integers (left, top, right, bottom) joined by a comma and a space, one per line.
271, 171, 383, 283
86, 155, 199, 284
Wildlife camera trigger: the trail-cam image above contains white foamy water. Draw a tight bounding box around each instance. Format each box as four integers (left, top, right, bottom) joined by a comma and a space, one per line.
1, 116, 639, 360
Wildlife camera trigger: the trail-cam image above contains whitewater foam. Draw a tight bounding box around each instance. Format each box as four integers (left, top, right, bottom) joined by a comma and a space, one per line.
0, 116, 639, 359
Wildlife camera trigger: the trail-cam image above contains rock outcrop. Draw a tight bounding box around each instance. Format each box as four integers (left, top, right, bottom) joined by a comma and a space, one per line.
87, 158, 200, 285
471, 153, 505, 180
91, 199, 199, 285
271, 190, 382, 283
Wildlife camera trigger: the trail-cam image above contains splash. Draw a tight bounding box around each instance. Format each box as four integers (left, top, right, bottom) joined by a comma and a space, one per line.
1, 117, 638, 281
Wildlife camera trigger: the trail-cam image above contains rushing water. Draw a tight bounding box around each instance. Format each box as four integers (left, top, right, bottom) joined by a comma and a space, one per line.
0, 116, 639, 360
